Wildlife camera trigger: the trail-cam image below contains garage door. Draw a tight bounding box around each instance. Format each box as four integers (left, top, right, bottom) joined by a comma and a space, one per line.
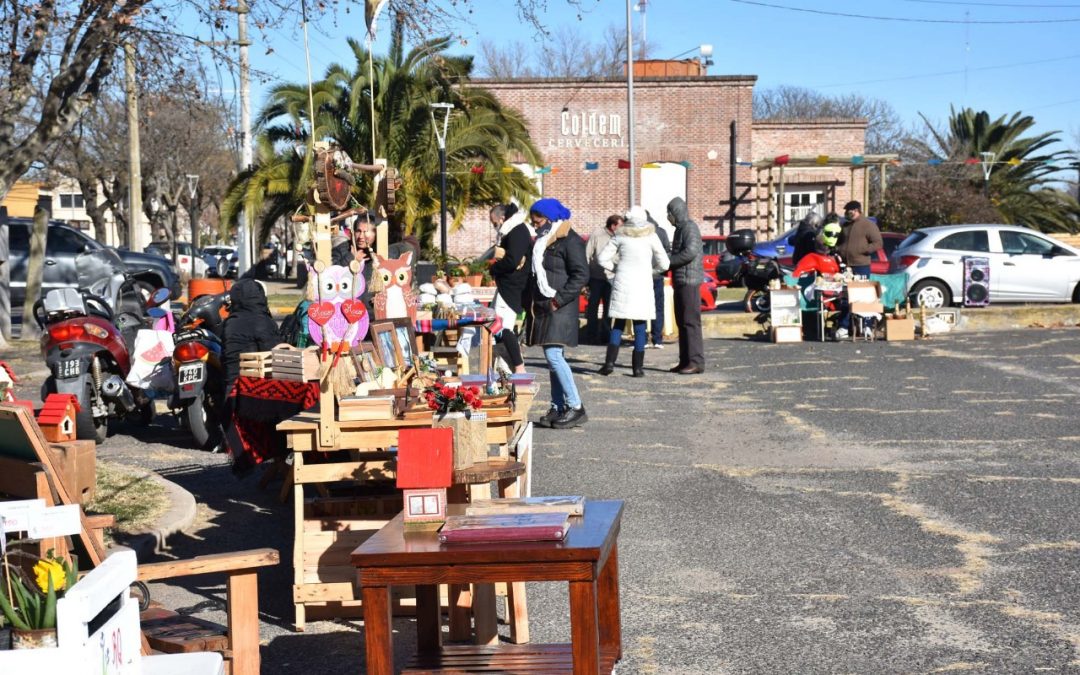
640, 162, 687, 224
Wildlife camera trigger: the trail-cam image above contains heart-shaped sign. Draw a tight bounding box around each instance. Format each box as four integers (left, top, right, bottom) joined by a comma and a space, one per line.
307, 301, 335, 326
341, 298, 367, 324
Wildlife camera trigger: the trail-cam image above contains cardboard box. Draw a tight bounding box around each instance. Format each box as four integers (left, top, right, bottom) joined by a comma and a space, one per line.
885, 317, 916, 341
849, 301, 884, 315
48, 440, 96, 504
771, 325, 803, 343
846, 281, 882, 304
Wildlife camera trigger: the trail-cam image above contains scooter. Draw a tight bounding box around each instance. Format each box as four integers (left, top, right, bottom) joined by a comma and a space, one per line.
170, 292, 228, 451
718, 229, 788, 314
33, 249, 164, 443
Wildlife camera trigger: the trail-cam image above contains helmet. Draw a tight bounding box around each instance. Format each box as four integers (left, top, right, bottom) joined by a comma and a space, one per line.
821, 222, 841, 248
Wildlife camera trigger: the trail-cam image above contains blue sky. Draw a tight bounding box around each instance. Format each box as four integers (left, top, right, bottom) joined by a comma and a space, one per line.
232, 0, 1079, 161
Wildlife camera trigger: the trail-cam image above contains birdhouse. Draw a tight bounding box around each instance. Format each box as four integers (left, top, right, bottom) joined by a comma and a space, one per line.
38, 393, 81, 443
397, 427, 453, 530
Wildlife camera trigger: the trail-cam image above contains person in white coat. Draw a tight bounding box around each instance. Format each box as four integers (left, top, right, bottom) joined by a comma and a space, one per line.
596, 206, 670, 377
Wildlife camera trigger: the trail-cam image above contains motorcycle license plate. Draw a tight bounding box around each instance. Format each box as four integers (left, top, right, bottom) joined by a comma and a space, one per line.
57, 359, 81, 379
178, 362, 205, 389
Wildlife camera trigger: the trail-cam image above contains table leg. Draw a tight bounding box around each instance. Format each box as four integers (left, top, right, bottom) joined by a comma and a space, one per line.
416, 584, 442, 653
448, 584, 472, 641
472, 583, 499, 645
598, 543, 622, 660
498, 476, 529, 644
569, 579, 600, 675
361, 585, 394, 675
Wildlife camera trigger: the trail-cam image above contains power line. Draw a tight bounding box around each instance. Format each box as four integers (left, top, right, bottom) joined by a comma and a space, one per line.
899, 0, 1080, 8
729, 0, 1080, 22
814, 52, 1080, 88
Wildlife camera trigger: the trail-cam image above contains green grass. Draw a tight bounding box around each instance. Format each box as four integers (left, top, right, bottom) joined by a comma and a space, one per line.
87, 463, 169, 535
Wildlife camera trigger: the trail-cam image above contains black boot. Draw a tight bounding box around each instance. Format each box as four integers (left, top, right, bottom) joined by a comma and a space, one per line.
598, 344, 619, 376
631, 350, 645, 377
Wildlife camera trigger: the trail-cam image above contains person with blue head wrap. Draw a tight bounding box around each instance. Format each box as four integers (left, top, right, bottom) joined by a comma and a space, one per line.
525, 198, 590, 429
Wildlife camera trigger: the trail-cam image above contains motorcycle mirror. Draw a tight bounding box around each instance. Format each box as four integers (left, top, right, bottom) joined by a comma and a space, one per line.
147, 307, 167, 319
148, 287, 171, 307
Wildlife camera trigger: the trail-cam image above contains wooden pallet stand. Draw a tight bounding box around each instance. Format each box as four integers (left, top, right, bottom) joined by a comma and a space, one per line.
239, 351, 273, 378
272, 345, 320, 382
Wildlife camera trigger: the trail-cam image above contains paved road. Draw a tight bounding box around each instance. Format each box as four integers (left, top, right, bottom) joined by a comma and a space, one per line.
8, 328, 1080, 672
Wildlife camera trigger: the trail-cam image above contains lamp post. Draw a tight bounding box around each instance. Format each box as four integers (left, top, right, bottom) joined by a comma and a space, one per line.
429, 102, 454, 257
625, 0, 636, 207
185, 174, 200, 279
979, 151, 995, 198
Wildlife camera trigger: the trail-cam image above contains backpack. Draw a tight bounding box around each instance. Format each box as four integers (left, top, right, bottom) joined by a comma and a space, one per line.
278, 299, 311, 347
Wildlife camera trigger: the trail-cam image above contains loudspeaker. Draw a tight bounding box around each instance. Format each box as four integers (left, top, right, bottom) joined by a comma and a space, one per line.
963, 256, 990, 307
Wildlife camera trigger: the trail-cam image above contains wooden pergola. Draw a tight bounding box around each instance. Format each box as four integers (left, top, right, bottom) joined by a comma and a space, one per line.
749, 154, 900, 237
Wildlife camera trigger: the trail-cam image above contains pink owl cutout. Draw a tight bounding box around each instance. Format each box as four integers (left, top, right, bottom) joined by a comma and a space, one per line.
306, 261, 368, 348
372, 251, 418, 322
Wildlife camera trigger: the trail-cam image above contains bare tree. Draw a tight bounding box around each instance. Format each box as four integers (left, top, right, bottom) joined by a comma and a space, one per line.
478, 41, 537, 79
753, 85, 905, 154
477, 23, 655, 79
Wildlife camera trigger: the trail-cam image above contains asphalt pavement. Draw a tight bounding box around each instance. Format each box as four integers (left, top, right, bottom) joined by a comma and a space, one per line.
5, 327, 1080, 673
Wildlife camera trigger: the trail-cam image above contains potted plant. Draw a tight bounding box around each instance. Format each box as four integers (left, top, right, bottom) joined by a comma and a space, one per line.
0, 549, 79, 649
424, 381, 488, 470
465, 258, 491, 287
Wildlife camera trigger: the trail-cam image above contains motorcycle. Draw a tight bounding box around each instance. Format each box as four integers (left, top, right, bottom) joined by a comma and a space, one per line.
169, 292, 229, 451
33, 249, 164, 443
716, 229, 789, 314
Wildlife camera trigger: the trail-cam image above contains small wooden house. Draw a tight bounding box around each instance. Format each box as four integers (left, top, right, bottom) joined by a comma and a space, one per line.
396, 427, 453, 530
38, 393, 81, 443
0, 360, 16, 402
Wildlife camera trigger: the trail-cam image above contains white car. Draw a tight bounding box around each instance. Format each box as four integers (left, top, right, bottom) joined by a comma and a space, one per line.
890, 224, 1080, 307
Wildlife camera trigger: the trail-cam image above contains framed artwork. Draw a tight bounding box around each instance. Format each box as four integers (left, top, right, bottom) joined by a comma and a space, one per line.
350, 343, 379, 383
371, 321, 402, 371
390, 317, 417, 369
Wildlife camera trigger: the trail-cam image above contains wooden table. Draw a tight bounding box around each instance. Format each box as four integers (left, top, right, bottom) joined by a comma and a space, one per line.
352, 500, 624, 675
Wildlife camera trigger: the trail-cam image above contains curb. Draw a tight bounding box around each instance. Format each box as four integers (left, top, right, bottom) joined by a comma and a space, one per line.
702, 303, 1080, 339
110, 467, 198, 562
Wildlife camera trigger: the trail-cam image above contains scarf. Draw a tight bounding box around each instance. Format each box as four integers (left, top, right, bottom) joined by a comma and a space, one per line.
496, 210, 526, 244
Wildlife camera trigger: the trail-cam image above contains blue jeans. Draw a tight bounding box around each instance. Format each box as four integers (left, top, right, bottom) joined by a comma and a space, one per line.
610, 320, 647, 352
544, 345, 582, 410
651, 276, 665, 344
851, 264, 871, 278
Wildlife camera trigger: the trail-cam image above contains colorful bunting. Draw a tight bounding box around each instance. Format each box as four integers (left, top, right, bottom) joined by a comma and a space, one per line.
642, 162, 661, 169
536, 166, 552, 174
617, 159, 631, 169
773, 154, 790, 166
851, 155, 864, 165
964, 158, 980, 165
816, 155, 830, 165
550, 167, 560, 174
679, 160, 692, 169
501, 167, 515, 174
584, 161, 599, 171
470, 165, 485, 174
928, 158, 943, 166
1007, 157, 1022, 166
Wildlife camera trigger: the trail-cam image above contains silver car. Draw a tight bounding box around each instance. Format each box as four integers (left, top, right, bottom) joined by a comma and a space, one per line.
890, 224, 1080, 308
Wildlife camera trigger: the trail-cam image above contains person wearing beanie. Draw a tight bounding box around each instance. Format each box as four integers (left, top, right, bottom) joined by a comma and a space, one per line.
488, 203, 531, 373
838, 200, 882, 278
525, 198, 590, 429
596, 206, 670, 377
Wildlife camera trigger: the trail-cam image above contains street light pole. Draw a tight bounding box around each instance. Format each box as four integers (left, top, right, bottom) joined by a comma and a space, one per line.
429, 102, 453, 257
186, 174, 200, 279
625, 0, 636, 207
979, 151, 995, 198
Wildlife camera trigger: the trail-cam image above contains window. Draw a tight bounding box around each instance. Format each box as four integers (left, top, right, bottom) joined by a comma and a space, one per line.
8, 224, 29, 252
1000, 230, 1061, 256
47, 227, 91, 254
58, 193, 84, 209
935, 230, 989, 253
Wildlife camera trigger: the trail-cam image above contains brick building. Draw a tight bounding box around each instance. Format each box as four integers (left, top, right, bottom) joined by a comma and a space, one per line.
446, 73, 868, 258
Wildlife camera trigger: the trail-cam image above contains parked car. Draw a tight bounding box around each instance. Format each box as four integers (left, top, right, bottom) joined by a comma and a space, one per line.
8, 219, 181, 306
890, 224, 1080, 308
701, 234, 726, 278
202, 245, 238, 278
145, 240, 208, 277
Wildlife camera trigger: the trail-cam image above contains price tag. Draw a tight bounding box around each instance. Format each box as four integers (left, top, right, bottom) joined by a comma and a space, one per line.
0, 498, 46, 533
28, 504, 81, 539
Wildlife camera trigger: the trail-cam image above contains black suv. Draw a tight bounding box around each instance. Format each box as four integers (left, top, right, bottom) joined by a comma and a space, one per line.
7, 219, 181, 306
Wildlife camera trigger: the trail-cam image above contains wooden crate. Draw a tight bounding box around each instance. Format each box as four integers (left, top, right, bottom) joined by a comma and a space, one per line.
272, 345, 320, 381
239, 351, 273, 378
338, 396, 396, 422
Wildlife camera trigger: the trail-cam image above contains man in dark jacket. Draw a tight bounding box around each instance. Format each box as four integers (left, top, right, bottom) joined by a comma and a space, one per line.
646, 210, 671, 349
489, 204, 531, 373
525, 198, 590, 429
223, 278, 281, 398
791, 211, 823, 266
666, 197, 704, 374
838, 200, 883, 278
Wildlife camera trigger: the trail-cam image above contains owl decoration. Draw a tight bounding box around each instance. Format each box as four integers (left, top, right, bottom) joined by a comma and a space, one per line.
373, 251, 418, 322
306, 260, 369, 349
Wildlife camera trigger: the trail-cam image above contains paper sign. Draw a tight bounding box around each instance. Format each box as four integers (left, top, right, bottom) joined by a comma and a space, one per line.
27, 504, 81, 539
0, 498, 46, 533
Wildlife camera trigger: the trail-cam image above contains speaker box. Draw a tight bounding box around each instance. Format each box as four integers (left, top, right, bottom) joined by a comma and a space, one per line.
963, 256, 990, 307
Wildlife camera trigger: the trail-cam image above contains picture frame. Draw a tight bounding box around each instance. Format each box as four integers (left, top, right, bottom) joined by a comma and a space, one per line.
390, 317, 417, 370
371, 321, 402, 371
351, 342, 380, 383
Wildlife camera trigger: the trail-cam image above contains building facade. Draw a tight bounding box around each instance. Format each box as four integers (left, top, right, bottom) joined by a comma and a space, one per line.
447, 74, 868, 257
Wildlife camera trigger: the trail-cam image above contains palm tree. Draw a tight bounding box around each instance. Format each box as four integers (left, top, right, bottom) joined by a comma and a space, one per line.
917, 107, 1079, 232
223, 20, 542, 245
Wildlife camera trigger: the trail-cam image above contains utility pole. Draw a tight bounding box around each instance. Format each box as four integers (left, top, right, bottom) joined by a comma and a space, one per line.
125, 43, 143, 252
235, 0, 254, 276
625, 0, 636, 207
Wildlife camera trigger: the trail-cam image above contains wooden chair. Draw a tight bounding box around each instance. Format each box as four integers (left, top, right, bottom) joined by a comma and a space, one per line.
0, 404, 279, 675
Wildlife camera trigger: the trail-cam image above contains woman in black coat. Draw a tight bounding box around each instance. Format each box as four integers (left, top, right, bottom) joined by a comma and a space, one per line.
525, 198, 590, 430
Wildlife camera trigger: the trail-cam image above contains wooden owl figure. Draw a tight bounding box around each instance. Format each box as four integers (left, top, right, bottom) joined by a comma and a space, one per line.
306, 261, 369, 349
373, 251, 417, 322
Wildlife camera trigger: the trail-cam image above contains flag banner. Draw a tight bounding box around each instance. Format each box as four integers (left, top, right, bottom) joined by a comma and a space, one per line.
617, 159, 631, 169
679, 160, 692, 169
774, 155, 790, 166
470, 165, 485, 174
816, 155, 829, 165
584, 161, 600, 171
642, 162, 661, 169
851, 155, 865, 165
501, 167, 515, 174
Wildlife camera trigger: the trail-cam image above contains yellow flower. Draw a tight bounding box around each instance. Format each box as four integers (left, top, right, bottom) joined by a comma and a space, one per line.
33, 559, 67, 594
